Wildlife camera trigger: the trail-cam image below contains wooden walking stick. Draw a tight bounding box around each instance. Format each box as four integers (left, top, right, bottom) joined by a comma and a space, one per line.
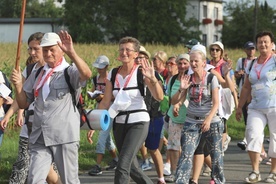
15, 0, 27, 71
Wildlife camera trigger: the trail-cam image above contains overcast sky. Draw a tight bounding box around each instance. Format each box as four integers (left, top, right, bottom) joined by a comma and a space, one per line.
223, 0, 276, 8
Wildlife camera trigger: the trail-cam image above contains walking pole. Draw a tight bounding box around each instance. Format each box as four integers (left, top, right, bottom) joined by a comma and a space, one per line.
15, 0, 27, 71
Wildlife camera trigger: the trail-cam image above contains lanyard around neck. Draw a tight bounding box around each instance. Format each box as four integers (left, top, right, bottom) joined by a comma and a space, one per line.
115, 64, 137, 89
191, 71, 206, 103
254, 54, 271, 80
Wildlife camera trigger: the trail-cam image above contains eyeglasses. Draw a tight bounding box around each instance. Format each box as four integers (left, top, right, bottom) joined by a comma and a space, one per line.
210, 48, 221, 52
119, 48, 136, 53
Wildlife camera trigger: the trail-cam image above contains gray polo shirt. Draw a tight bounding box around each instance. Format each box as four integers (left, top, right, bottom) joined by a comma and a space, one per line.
23, 63, 85, 146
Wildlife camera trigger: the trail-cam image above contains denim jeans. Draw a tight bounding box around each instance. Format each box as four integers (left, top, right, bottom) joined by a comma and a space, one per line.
96, 119, 116, 154
0, 129, 3, 147
176, 121, 225, 184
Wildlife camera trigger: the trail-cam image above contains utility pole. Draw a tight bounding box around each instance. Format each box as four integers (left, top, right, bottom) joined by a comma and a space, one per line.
254, 0, 258, 40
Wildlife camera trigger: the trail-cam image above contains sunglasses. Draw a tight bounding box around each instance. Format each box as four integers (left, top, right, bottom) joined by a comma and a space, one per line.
211, 48, 221, 52
166, 62, 176, 66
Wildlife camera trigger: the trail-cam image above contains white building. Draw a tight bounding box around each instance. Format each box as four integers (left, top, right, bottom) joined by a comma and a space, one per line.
0, 18, 63, 43
186, 0, 223, 46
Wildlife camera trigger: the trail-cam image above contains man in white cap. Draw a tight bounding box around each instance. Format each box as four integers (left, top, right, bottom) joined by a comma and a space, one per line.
10, 31, 92, 184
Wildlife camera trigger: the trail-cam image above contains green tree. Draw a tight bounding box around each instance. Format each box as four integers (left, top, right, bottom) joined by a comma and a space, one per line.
64, 0, 201, 44
222, 0, 276, 48
63, 0, 106, 43
0, 0, 64, 18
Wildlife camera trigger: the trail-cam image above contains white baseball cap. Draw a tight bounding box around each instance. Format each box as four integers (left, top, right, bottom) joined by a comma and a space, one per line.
40, 32, 61, 47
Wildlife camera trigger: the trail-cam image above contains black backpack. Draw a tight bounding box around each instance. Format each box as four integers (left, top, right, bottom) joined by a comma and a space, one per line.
64, 66, 92, 129
110, 66, 145, 96
31, 66, 91, 129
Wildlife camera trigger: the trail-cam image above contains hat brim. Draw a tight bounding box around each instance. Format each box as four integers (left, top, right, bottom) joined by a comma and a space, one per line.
186, 45, 193, 49
93, 63, 107, 69
40, 41, 59, 47
139, 51, 151, 58
245, 46, 255, 49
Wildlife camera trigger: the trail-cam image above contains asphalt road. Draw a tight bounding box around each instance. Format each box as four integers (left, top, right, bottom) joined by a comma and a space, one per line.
79, 140, 271, 184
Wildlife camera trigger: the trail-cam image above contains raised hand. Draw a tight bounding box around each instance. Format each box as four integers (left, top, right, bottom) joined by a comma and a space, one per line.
58, 30, 74, 55
221, 62, 232, 76
179, 74, 191, 90
140, 59, 155, 79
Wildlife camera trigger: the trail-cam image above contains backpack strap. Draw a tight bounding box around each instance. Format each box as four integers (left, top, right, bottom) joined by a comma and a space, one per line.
26, 63, 37, 79
64, 66, 93, 130
248, 59, 256, 73
110, 67, 120, 91
241, 58, 245, 70
169, 74, 179, 93
64, 66, 77, 110
137, 66, 144, 96
110, 66, 144, 96
35, 66, 44, 79
92, 76, 97, 89
207, 72, 214, 86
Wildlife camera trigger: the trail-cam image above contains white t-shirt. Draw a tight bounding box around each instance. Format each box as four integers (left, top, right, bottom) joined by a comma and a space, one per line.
107, 67, 149, 124
0, 71, 6, 118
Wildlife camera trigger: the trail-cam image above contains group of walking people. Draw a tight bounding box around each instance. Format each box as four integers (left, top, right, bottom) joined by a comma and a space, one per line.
0, 30, 276, 184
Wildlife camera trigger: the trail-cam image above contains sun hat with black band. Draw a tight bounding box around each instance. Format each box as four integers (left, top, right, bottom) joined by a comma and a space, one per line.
139, 46, 151, 59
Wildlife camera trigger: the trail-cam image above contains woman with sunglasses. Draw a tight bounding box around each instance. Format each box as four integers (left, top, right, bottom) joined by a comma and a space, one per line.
209, 41, 236, 154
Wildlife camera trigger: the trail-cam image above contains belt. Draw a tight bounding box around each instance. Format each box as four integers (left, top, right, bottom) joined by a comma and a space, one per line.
186, 114, 205, 120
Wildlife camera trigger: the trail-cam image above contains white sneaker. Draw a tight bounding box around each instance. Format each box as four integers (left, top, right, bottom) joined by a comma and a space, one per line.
202, 164, 211, 177
163, 162, 171, 176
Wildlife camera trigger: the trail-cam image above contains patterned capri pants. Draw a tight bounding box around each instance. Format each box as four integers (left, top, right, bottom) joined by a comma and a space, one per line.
175, 121, 225, 184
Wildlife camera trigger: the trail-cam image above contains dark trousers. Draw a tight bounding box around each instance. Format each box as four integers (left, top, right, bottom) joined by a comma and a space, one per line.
113, 121, 153, 184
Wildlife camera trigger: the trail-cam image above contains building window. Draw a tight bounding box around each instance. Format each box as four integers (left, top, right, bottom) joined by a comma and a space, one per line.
214, 7, 219, 19
214, 35, 218, 42
203, 5, 207, 18
202, 34, 207, 46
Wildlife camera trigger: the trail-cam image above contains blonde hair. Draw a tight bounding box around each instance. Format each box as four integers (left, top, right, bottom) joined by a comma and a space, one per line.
153, 51, 168, 63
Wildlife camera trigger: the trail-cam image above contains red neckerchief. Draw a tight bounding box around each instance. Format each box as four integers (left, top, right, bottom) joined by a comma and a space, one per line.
210, 58, 225, 75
